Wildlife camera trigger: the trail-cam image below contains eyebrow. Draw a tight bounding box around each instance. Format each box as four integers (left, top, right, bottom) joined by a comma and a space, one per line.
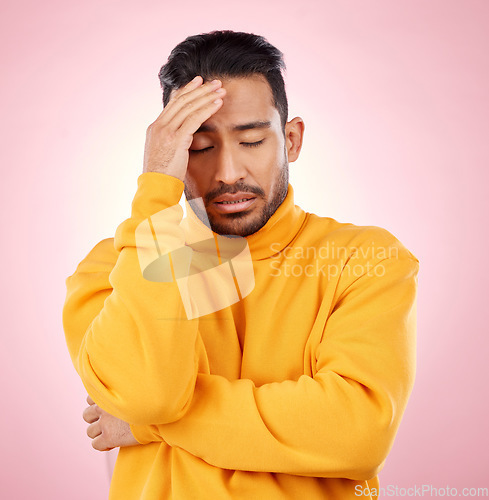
194, 120, 272, 134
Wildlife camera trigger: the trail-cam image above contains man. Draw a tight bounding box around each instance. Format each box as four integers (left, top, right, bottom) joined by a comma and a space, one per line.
62, 30, 419, 499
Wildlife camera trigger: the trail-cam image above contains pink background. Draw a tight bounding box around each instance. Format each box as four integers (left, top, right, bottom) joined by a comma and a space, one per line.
1, 0, 488, 497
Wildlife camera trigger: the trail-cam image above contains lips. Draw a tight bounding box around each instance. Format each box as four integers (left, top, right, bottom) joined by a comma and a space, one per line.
212, 192, 257, 214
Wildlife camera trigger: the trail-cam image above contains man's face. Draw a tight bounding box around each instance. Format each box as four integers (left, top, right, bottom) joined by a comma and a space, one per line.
181, 75, 291, 237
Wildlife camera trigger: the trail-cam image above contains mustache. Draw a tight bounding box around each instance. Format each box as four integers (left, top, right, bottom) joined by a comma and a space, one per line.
205, 183, 265, 203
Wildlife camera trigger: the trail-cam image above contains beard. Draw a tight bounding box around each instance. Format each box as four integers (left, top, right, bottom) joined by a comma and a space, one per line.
184, 159, 289, 237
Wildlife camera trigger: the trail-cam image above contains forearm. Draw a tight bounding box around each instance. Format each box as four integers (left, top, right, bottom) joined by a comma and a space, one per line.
129, 257, 418, 479
63, 172, 204, 425
66, 77, 233, 429
131, 373, 393, 480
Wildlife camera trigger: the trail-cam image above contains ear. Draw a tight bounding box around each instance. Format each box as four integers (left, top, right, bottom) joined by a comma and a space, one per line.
284, 117, 305, 163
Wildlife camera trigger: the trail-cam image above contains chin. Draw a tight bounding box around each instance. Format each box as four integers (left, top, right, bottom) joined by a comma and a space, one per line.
208, 211, 266, 237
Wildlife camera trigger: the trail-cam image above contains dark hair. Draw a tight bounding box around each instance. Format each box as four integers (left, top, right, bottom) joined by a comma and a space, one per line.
158, 30, 288, 130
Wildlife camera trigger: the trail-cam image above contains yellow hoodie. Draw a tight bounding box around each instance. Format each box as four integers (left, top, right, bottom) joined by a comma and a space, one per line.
62, 172, 419, 499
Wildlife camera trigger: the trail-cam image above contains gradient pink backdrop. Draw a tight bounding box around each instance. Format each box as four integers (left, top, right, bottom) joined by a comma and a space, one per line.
1, 1, 488, 498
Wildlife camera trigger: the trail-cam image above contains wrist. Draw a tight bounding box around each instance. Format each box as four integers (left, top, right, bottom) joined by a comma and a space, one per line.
143, 164, 186, 183
134, 172, 185, 213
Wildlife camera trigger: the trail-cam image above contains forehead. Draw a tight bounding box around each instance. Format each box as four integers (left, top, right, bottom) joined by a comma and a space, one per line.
178, 74, 280, 132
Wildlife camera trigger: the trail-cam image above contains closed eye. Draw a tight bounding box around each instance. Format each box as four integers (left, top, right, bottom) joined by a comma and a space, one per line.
189, 146, 213, 154
189, 140, 265, 154
241, 139, 264, 148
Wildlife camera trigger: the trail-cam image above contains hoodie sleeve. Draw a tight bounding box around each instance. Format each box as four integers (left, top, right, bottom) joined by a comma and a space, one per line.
62, 172, 208, 425
128, 254, 419, 481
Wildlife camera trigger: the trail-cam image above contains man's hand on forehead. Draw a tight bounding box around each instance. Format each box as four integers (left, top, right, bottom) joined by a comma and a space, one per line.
143, 75, 226, 181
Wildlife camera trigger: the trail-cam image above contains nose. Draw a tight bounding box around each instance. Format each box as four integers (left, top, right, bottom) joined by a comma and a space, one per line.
213, 144, 247, 185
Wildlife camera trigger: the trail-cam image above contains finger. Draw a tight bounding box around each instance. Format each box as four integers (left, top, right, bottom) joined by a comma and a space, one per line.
167, 76, 219, 109
168, 86, 226, 132
86, 394, 95, 405
152, 75, 204, 123
159, 79, 224, 129
87, 420, 102, 439
171, 75, 204, 100
92, 434, 113, 452
177, 96, 225, 137
82, 404, 99, 424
